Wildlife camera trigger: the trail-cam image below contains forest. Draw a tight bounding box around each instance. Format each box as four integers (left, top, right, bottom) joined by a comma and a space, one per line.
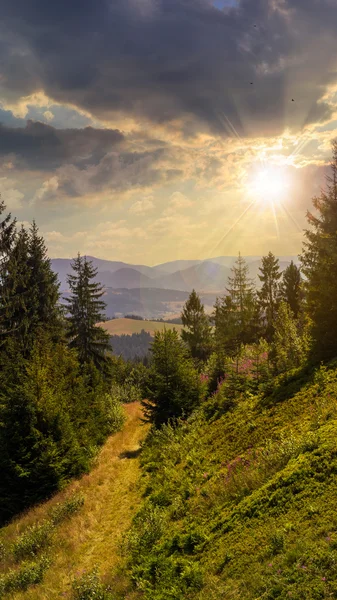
1, 144, 337, 599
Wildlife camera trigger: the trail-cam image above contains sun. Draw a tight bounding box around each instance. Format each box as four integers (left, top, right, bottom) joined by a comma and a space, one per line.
251, 167, 289, 204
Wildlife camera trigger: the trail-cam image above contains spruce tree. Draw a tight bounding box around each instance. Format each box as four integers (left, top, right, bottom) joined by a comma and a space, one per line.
0, 227, 31, 350
280, 261, 302, 318
181, 289, 212, 361
271, 301, 308, 375
27, 221, 62, 341
0, 223, 61, 354
0, 197, 16, 268
258, 252, 281, 341
226, 253, 256, 344
213, 295, 239, 359
66, 254, 110, 370
142, 329, 201, 427
301, 141, 337, 362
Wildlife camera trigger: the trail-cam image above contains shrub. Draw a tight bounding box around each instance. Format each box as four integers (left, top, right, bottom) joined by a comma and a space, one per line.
0, 555, 51, 597
12, 522, 54, 562
72, 568, 114, 600
50, 494, 85, 525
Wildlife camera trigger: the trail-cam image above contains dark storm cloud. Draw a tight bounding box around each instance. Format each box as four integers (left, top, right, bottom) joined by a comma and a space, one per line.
0, 0, 336, 136
0, 121, 124, 169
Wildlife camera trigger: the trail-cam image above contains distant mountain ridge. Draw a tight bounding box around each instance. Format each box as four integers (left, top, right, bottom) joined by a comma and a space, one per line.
52, 255, 299, 293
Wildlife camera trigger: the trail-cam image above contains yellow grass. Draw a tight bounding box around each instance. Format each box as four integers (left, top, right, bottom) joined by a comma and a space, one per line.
99, 317, 183, 336
2, 402, 149, 600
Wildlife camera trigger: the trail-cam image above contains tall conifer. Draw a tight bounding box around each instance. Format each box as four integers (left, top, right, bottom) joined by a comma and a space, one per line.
181, 289, 212, 361
66, 254, 110, 369
258, 252, 281, 341
301, 141, 337, 361
280, 261, 302, 318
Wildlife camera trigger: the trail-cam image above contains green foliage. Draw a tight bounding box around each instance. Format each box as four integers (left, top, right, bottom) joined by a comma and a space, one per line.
258, 251, 282, 341
280, 260, 303, 318
0, 221, 62, 357
213, 254, 257, 362
271, 301, 309, 375
0, 555, 51, 598
125, 359, 337, 599
72, 568, 115, 600
12, 521, 54, 562
0, 335, 124, 523
66, 254, 111, 373
301, 140, 337, 363
181, 289, 212, 361
142, 329, 204, 427
49, 494, 85, 525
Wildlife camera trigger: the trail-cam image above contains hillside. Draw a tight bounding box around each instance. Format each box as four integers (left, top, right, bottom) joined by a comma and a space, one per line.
0, 403, 148, 600
125, 363, 337, 599
2, 367, 337, 599
100, 317, 184, 336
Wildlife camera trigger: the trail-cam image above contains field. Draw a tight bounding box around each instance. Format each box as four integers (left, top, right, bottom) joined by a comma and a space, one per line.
99, 317, 184, 336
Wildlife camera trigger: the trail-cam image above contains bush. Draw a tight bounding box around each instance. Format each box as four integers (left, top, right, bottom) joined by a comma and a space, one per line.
0, 555, 51, 597
50, 494, 84, 525
72, 568, 115, 600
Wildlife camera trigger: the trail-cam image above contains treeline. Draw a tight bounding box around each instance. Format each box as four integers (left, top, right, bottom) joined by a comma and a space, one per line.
141, 142, 337, 427
109, 330, 153, 361
0, 207, 126, 524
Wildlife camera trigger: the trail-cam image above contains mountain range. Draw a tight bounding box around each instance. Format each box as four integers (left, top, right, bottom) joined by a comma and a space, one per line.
52, 255, 299, 294
52, 255, 299, 319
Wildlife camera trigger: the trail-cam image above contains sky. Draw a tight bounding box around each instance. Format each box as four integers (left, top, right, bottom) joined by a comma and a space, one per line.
0, 0, 336, 265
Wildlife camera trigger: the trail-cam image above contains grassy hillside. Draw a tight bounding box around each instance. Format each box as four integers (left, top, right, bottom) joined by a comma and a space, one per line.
126, 364, 337, 599
4, 367, 337, 599
0, 403, 149, 600
100, 318, 184, 336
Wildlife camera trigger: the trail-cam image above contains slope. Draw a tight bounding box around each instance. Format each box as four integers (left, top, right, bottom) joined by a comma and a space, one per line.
126, 365, 337, 599
0, 402, 149, 600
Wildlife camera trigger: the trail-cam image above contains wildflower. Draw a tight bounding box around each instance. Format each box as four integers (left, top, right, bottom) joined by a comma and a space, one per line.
203, 472, 208, 479
301, 565, 307, 570
322, 577, 326, 581
268, 562, 273, 567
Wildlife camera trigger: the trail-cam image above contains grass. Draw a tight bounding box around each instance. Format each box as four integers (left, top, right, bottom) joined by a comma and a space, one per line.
125, 364, 337, 599
99, 318, 184, 336
0, 402, 149, 599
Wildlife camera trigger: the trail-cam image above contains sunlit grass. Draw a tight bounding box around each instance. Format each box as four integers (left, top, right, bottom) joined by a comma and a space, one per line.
0, 402, 149, 600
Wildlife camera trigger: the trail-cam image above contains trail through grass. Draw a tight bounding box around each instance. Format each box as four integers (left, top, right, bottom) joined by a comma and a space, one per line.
2, 402, 148, 600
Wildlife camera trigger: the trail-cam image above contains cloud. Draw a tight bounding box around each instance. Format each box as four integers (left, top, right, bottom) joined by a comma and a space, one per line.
129, 196, 155, 214
0, 177, 24, 209
0, 0, 335, 137
0, 121, 124, 170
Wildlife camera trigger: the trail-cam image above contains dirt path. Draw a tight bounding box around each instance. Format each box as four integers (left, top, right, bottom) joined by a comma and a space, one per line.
10, 402, 149, 600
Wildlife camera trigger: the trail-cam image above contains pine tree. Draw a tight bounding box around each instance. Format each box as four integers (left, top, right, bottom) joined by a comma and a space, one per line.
142, 329, 202, 427
280, 261, 302, 318
226, 253, 256, 344
27, 221, 62, 340
0, 223, 61, 355
0, 227, 31, 350
301, 141, 337, 362
0, 197, 16, 268
271, 301, 308, 375
258, 252, 281, 341
181, 289, 212, 361
66, 254, 111, 370
213, 295, 239, 359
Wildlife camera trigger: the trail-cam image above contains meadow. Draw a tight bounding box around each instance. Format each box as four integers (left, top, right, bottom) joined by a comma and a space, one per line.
100, 318, 184, 336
